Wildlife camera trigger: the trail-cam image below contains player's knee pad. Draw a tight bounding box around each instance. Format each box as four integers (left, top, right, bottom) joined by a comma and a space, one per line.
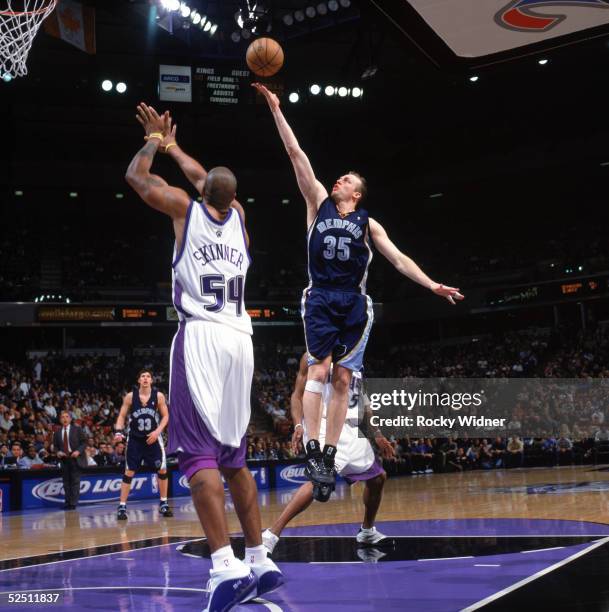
122, 474, 133, 485
305, 380, 324, 395
313, 482, 333, 503
157, 471, 168, 480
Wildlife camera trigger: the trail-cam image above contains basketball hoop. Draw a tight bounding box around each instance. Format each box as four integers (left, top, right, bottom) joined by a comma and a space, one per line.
0, 0, 57, 79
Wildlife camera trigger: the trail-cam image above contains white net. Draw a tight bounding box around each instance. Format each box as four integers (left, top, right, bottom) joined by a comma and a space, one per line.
0, 0, 57, 79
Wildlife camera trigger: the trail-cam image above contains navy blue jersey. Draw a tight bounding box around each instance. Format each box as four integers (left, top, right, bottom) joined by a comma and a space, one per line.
128, 387, 159, 438
307, 198, 372, 293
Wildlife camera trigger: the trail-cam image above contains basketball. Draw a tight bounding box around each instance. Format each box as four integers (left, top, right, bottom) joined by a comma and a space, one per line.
246, 37, 284, 77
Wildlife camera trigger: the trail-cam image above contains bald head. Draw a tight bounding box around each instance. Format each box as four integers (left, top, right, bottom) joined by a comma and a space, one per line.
204, 166, 237, 211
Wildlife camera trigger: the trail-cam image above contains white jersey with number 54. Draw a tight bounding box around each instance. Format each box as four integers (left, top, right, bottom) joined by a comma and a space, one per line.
171, 201, 252, 335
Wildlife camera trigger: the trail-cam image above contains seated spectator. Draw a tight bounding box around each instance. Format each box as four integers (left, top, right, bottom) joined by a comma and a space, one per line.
20, 445, 44, 468
10, 442, 29, 469
506, 436, 524, 468
557, 436, 573, 465
491, 437, 506, 468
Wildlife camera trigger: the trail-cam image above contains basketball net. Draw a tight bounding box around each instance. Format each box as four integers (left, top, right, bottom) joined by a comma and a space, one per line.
0, 0, 57, 79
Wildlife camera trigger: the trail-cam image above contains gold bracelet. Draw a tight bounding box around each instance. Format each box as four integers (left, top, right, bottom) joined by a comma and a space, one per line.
146, 132, 164, 141
164, 142, 177, 152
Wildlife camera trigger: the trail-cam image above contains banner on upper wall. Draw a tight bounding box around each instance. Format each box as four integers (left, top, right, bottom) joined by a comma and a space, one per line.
404, 0, 609, 57
159, 64, 192, 102
22, 473, 160, 509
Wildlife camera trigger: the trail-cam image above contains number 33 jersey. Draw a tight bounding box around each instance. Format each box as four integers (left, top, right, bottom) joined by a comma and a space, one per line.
307, 198, 372, 294
172, 201, 252, 335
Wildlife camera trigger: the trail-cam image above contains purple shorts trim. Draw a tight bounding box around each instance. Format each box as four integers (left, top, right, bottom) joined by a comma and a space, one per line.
169, 321, 246, 477
343, 459, 384, 485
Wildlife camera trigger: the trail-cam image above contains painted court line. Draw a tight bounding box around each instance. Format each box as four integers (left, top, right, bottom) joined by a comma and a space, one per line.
461, 536, 609, 612
0, 586, 207, 595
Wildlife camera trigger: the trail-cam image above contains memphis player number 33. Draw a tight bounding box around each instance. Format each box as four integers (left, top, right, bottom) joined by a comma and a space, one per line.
138, 418, 153, 432
200, 274, 245, 316
323, 236, 351, 261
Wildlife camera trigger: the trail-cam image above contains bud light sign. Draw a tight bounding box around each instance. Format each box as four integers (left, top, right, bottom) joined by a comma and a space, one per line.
276, 464, 309, 488
22, 474, 159, 509
171, 466, 269, 497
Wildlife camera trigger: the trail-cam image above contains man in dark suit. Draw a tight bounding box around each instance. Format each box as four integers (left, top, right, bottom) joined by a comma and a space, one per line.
52, 410, 86, 509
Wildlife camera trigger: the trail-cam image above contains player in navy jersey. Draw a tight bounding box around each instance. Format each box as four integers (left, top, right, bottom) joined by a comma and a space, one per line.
254, 82, 464, 497
126, 104, 281, 611
114, 369, 171, 519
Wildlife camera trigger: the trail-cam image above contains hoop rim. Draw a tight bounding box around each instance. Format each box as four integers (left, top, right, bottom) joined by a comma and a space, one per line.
0, 0, 57, 17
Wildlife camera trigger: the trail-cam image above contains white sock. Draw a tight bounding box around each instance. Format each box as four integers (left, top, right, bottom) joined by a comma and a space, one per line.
160, 497, 167, 503
264, 529, 279, 544
245, 544, 267, 565
361, 525, 375, 532
211, 545, 239, 571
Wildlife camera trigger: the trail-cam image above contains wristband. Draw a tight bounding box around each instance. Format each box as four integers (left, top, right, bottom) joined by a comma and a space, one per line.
294, 423, 303, 430
164, 142, 177, 152
146, 132, 163, 142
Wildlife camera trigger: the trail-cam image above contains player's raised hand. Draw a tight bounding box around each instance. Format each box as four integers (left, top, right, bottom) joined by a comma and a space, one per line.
113, 431, 125, 443
160, 113, 177, 153
252, 82, 280, 112
431, 283, 465, 305
136, 103, 167, 138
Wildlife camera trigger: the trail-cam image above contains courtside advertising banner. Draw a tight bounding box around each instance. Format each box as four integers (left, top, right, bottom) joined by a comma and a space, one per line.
22, 473, 160, 509
172, 466, 270, 497
0, 482, 10, 512
405, 0, 609, 56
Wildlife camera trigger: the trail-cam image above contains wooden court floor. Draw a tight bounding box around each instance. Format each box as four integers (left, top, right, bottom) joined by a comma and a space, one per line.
3, 465, 609, 562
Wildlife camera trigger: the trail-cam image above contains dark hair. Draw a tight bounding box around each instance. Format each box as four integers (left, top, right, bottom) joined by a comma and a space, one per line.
204, 166, 237, 211
137, 369, 153, 380
348, 170, 367, 204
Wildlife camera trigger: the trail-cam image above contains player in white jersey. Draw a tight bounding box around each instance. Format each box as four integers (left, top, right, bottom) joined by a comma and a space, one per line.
126, 104, 281, 612
262, 354, 395, 554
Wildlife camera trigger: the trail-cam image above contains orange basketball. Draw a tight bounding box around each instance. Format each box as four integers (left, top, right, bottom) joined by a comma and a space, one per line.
246, 37, 284, 77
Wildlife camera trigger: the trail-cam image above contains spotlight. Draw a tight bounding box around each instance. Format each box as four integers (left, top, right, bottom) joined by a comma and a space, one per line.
163, 0, 180, 11
361, 66, 378, 79
338, 86, 348, 97
101, 79, 113, 91
317, 3, 328, 15
294, 9, 305, 21
339, 0, 351, 6
324, 85, 335, 96
69, 192, 78, 198
283, 13, 294, 26
538, 58, 549, 65
203, 20, 212, 32
14, 190, 23, 196
116, 82, 127, 94
231, 31, 241, 42
191, 11, 201, 24
351, 86, 362, 97
199, 14, 207, 27
2, 73, 12, 83
281, 198, 290, 204
328, 0, 339, 10
289, 92, 300, 103
310, 84, 321, 95
180, 2, 190, 18
247, 198, 255, 203
115, 193, 124, 199
306, 6, 316, 18
210, 24, 218, 36
469, 75, 479, 82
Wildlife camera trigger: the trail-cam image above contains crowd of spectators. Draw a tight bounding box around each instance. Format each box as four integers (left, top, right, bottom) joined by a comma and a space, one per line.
3, 325, 609, 473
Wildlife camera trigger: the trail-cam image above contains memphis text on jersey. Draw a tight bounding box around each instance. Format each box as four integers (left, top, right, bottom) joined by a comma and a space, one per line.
315, 218, 363, 240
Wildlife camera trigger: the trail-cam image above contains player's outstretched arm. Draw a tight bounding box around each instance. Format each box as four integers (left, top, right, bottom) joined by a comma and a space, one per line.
126, 103, 190, 219
369, 218, 465, 305
252, 82, 327, 225
159, 113, 208, 195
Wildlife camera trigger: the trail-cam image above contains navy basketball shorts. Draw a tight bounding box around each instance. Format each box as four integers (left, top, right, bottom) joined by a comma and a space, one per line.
301, 287, 374, 372
125, 435, 167, 472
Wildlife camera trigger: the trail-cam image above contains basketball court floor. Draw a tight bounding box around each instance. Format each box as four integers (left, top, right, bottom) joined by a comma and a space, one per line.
3, 466, 609, 611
